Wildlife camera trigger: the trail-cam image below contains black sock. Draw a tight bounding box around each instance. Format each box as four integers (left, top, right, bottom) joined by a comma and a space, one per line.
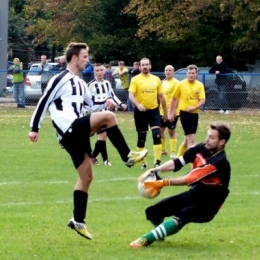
99, 140, 108, 162
106, 125, 130, 162
73, 190, 88, 223
92, 140, 100, 158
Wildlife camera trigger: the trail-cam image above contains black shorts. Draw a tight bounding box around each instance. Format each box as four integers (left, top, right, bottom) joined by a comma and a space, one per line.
60, 115, 92, 169
160, 115, 179, 129
134, 107, 161, 132
145, 184, 229, 228
179, 110, 199, 135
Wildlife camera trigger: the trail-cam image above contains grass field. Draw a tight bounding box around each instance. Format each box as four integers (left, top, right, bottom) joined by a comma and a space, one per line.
0, 107, 259, 260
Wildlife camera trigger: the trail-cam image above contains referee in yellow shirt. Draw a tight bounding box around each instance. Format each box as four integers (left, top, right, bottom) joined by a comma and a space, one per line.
169, 64, 205, 157
129, 58, 167, 168
160, 65, 180, 159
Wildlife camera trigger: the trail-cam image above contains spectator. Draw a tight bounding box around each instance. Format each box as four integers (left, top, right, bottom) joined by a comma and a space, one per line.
112, 61, 129, 89
104, 64, 116, 89
37, 55, 53, 94
209, 55, 229, 114
112, 61, 129, 110
127, 61, 141, 111
54, 56, 67, 72
131, 61, 140, 77
8, 58, 25, 108
82, 61, 94, 83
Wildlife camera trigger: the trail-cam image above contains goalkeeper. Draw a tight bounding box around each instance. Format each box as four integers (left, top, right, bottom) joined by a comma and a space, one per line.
130, 122, 231, 248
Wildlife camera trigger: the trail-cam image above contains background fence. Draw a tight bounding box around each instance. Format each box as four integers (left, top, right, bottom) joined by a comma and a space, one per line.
1, 69, 260, 110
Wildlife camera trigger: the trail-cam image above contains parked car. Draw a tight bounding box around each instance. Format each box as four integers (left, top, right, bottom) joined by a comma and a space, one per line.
24, 62, 58, 105
174, 67, 248, 109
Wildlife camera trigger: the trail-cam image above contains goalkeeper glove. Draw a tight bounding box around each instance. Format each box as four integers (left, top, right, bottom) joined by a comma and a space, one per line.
143, 178, 170, 191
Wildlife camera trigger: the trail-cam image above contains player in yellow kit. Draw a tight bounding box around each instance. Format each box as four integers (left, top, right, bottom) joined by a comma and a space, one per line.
129, 58, 167, 168
160, 65, 179, 159
169, 64, 205, 157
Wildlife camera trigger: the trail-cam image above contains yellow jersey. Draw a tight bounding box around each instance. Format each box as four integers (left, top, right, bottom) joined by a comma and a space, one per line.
114, 67, 129, 89
129, 73, 162, 110
172, 79, 205, 113
160, 78, 179, 116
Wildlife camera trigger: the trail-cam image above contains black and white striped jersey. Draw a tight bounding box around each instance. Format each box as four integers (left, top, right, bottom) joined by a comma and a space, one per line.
30, 69, 93, 141
87, 79, 123, 112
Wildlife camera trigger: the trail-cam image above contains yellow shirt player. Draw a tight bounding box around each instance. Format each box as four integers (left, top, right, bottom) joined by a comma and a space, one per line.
112, 61, 129, 89
130, 74, 162, 110
159, 65, 180, 159
129, 58, 167, 168
169, 64, 205, 157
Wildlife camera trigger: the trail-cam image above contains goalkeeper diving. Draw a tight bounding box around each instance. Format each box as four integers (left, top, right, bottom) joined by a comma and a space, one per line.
130, 122, 231, 248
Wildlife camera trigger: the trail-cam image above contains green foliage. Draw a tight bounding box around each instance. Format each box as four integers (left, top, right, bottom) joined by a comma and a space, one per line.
9, 0, 260, 69
0, 108, 260, 259
8, 0, 34, 64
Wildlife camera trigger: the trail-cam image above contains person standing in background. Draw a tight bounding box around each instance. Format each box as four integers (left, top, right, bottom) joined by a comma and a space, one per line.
131, 61, 140, 77
8, 58, 25, 108
82, 61, 94, 83
38, 55, 53, 94
112, 61, 130, 111
209, 55, 229, 114
104, 64, 116, 89
54, 56, 67, 72
128, 61, 141, 111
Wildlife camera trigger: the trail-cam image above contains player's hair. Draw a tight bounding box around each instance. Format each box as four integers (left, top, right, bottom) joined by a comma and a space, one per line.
65, 42, 89, 63
118, 61, 125, 65
210, 122, 231, 143
105, 64, 111, 69
165, 65, 175, 71
133, 61, 140, 66
94, 63, 103, 67
140, 58, 151, 64
187, 64, 198, 72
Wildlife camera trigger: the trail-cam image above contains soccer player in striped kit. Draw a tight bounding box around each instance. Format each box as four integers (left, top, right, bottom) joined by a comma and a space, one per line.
28, 42, 148, 240
88, 63, 127, 166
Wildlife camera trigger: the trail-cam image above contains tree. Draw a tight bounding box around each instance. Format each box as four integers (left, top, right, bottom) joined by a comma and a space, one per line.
9, 0, 34, 66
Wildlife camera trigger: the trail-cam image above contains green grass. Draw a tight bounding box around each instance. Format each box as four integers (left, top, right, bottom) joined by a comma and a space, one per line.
0, 107, 260, 260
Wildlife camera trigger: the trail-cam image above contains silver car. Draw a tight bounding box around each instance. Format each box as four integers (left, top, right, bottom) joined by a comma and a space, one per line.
24, 62, 58, 104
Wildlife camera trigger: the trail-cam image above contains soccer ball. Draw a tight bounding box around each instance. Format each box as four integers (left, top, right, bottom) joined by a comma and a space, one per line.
138, 171, 160, 199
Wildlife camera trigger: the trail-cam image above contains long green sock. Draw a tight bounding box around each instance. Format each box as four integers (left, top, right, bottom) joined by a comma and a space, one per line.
142, 219, 179, 245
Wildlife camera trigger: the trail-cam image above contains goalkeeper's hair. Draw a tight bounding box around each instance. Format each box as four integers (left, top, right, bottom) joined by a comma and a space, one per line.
210, 122, 231, 143
65, 42, 89, 63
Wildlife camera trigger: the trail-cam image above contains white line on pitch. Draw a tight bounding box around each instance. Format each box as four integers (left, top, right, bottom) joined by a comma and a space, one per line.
0, 192, 260, 207
0, 196, 141, 207
0, 177, 136, 186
